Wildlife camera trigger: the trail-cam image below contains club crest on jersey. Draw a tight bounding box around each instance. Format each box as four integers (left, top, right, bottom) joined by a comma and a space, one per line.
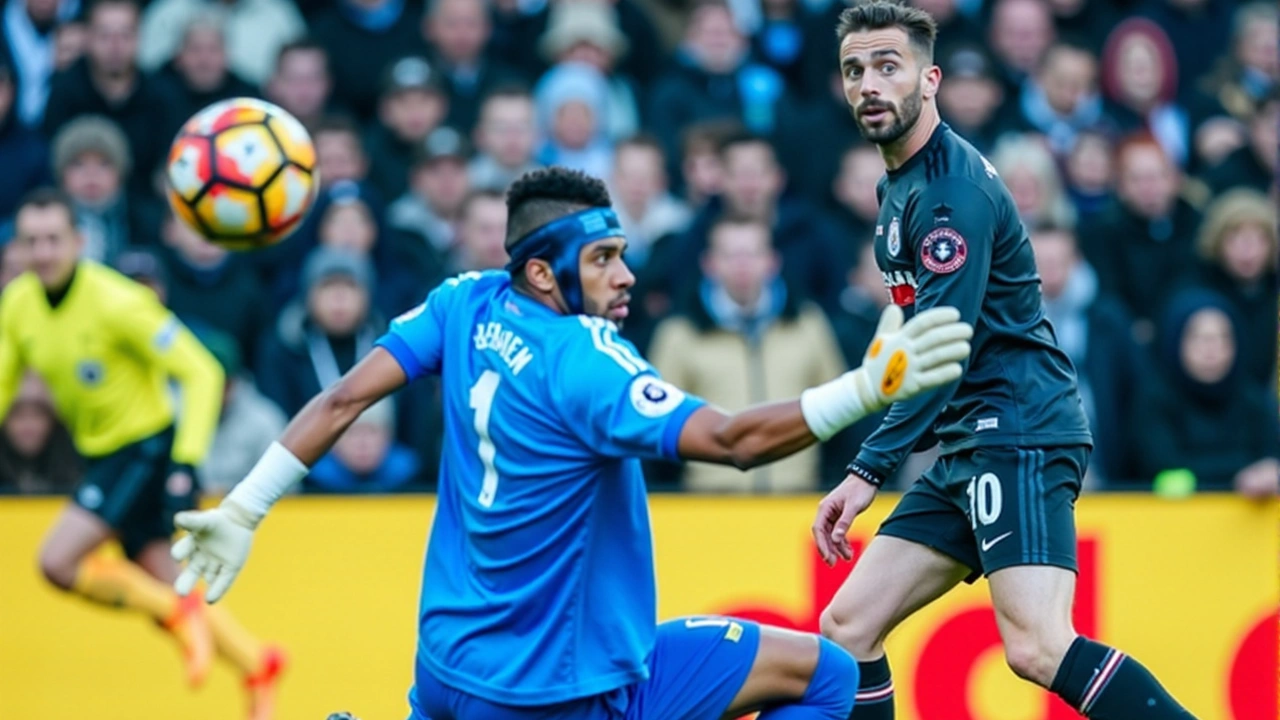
921, 227, 967, 274
76, 360, 104, 386
629, 376, 685, 418
887, 217, 901, 257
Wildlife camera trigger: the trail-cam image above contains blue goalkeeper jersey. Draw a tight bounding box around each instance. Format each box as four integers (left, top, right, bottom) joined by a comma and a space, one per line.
375, 270, 706, 707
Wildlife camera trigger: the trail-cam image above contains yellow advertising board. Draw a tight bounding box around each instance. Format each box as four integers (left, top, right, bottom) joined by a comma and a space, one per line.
0, 494, 1274, 720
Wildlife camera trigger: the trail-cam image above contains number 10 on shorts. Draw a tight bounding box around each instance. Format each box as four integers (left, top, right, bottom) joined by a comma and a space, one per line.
966, 472, 1003, 530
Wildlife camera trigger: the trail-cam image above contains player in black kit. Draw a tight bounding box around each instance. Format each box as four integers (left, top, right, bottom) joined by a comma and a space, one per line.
811, 3, 1197, 720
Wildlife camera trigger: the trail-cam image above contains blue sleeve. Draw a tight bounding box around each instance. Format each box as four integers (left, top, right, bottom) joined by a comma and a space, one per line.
852, 177, 993, 483
559, 317, 706, 462
374, 282, 455, 381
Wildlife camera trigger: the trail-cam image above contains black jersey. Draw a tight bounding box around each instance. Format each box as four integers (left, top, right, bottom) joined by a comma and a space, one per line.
848, 123, 1093, 486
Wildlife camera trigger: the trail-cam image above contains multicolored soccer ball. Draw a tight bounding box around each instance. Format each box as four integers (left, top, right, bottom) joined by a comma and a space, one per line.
165, 97, 319, 250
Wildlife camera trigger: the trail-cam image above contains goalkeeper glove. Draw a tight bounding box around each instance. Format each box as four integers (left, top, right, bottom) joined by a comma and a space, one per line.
801, 304, 971, 441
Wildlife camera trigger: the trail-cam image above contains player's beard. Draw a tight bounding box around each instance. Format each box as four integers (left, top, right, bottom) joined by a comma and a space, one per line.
854, 79, 924, 146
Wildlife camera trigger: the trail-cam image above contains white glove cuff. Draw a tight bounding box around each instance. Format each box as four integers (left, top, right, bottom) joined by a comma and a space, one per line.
801, 371, 874, 442
224, 442, 309, 527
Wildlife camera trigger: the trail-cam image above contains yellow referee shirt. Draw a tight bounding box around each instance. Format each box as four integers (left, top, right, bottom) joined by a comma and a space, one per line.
0, 261, 224, 464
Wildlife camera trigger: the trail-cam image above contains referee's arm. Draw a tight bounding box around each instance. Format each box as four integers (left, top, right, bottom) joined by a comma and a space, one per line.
116, 295, 225, 467
847, 178, 994, 486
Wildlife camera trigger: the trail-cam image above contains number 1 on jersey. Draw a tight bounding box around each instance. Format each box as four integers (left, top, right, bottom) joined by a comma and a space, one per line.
469, 370, 501, 507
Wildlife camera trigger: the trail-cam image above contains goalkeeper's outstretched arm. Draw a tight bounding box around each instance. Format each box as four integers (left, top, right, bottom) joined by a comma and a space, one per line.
171, 347, 408, 602
674, 305, 971, 470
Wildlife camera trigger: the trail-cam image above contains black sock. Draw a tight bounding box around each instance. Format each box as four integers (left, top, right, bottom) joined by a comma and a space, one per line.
1050, 637, 1197, 719
848, 655, 894, 720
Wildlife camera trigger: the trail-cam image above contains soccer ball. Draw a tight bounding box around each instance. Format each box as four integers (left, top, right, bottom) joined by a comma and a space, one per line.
165, 97, 319, 250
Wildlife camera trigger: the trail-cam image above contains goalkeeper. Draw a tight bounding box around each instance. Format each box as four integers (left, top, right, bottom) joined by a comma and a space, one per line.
170, 168, 972, 720
0, 189, 285, 720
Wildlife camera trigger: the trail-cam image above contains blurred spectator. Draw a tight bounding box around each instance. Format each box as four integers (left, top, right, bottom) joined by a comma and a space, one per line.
1063, 129, 1114, 223
936, 44, 1011, 155
158, 206, 267, 362
423, 0, 522, 133
311, 180, 417, 317
42, 0, 181, 195
648, 215, 845, 492
137, 0, 304, 86
256, 247, 382, 416
52, 18, 86, 71
1138, 0, 1235, 92
745, 0, 818, 100
1195, 2, 1277, 127
390, 126, 473, 272
1030, 225, 1141, 486
366, 56, 450, 202
1201, 91, 1277, 196
1189, 189, 1277, 388
436, 189, 508, 277
538, 0, 639, 141
0, 61, 52, 220
1099, 19, 1189, 168
312, 114, 370, 189
305, 398, 422, 492
1017, 42, 1109, 157
197, 330, 287, 495
986, 0, 1056, 99
610, 134, 692, 267
467, 84, 541, 192
1083, 133, 1201, 337
668, 132, 847, 312
51, 114, 162, 264
647, 0, 786, 169
264, 38, 333, 130
534, 61, 615, 178
677, 118, 736, 210
1130, 289, 1280, 496
829, 143, 885, 251
154, 12, 259, 125
1043, 0, 1119, 54
0, 372, 79, 494
771, 65, 862, 199
113, 246, 169, 302
311, 0, 423, 124
2, 0, 79, 128
989, 133, 1077, 230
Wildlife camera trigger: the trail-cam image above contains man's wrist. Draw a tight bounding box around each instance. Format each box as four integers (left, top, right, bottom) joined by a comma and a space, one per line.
800, 371, 873, 442
223, 442, 309, 527
846, 461, 885, 488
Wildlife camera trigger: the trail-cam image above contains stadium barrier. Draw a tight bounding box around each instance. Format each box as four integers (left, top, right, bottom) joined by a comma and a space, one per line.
0, 494, 1274, 720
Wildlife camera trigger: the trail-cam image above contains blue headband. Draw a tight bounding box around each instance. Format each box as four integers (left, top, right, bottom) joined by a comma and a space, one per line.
505, 207, 624, 314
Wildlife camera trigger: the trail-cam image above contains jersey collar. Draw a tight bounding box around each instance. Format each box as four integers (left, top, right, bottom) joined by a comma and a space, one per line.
886, 121, 950, 179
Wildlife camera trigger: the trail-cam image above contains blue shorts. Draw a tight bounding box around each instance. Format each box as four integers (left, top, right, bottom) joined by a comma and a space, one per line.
410, 617, 762, 720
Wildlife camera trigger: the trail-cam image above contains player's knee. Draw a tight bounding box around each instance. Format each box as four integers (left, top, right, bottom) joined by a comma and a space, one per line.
802, 637, 860, 717
1002, 634, 1063, 687
38, 549, 77, 591
819, 605, 882, 660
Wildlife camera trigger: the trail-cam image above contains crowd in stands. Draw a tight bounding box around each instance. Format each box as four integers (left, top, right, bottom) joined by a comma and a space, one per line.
0, 0, 1275, 496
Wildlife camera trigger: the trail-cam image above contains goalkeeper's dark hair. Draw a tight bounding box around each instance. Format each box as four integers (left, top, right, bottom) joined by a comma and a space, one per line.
17, 187, 77, 226
504, 167, 612, 252
835, 0, 939, 64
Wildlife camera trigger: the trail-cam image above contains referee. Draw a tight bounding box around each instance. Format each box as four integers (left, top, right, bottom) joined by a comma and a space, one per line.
0, 188, 284, 719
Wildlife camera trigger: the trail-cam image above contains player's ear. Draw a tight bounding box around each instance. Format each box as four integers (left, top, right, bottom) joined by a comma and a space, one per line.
921, 64, 942, 102
524, 258, 557, 294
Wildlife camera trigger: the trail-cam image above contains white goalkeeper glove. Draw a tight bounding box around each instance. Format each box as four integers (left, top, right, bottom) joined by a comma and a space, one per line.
801, 305, 972, 441
172, 442, 309, 602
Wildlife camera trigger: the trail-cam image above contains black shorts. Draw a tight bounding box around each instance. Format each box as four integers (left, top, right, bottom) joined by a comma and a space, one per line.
72, 427, 195, 558
877, 445, 1090, 583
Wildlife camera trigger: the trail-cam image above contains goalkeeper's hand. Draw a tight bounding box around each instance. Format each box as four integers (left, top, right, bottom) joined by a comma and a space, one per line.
850, 304, 972, 412
171, 500, 259, 603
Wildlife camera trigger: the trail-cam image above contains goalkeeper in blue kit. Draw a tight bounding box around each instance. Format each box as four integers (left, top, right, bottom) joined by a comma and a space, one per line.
170, 168, 972, 720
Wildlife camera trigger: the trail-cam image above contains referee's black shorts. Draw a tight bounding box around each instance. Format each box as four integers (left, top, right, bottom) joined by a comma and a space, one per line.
72, 427, 196, 558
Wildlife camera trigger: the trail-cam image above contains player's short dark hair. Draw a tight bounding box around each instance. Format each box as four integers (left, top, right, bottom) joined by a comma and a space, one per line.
835, 0, 939, 64
17, 187, 77, 227
503, 167, 612, 251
